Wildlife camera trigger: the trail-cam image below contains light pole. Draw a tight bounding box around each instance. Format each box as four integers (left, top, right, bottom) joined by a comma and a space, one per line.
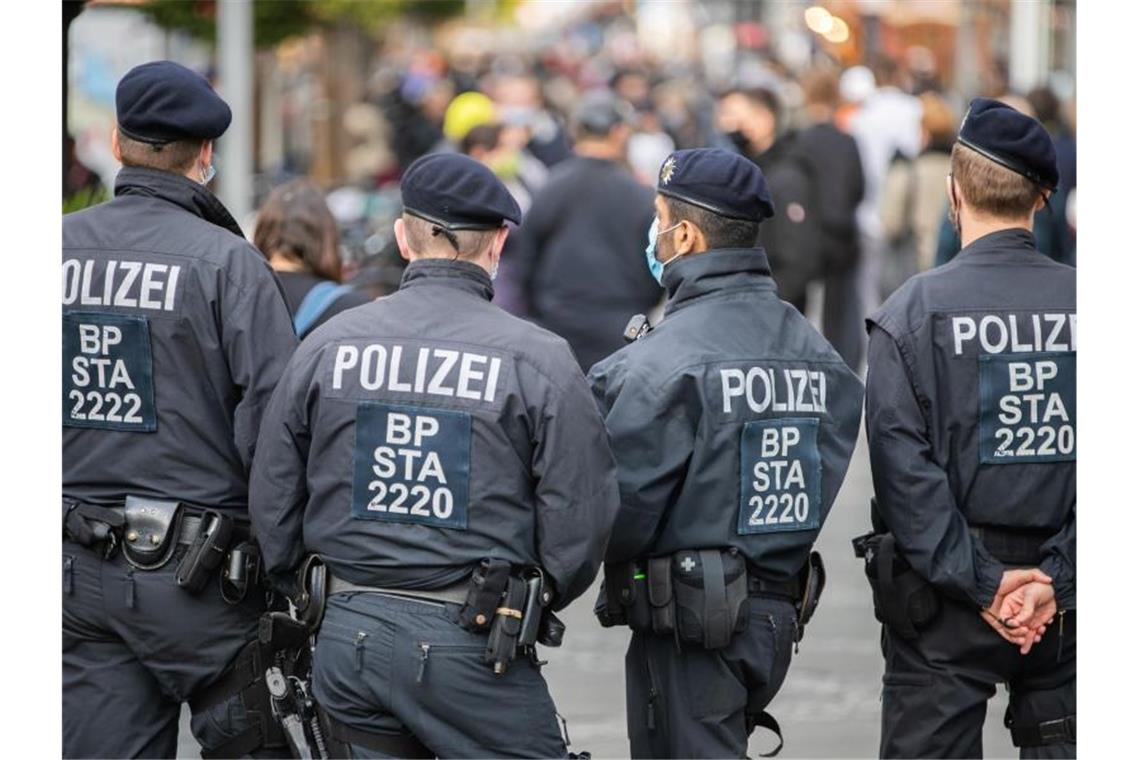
217, 0, 254, 227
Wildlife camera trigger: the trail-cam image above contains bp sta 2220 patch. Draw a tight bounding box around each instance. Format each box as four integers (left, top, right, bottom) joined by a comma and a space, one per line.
63, 311, 156, 432
738, 418, 821, 535
978, 351, 1075, 464
352, 402, 470, 529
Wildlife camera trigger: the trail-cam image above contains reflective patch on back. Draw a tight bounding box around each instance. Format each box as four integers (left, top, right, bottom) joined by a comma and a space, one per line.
62, 312, 156, 432
351, 403, 470, 529
978, 351, 1076, 464
738, 418, 821, 535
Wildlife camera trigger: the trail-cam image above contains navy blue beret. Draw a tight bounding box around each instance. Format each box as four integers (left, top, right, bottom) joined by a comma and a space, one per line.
957, 97, 1059, 190
655, 148, 775, 223
401, 153, 522, 230
116, 61, 231, 144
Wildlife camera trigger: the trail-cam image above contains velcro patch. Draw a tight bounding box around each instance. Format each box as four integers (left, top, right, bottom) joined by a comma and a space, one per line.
738, 418, 821, 535
62, 312, 156, 432
978, 351, 1075, 464
351, 403, 470, 529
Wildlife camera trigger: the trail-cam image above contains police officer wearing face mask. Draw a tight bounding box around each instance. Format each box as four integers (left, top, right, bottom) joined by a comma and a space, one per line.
62, 61, 298, 757
860, 98, 1075, 758
589, 148, 864, 758
249, 153, 621, 757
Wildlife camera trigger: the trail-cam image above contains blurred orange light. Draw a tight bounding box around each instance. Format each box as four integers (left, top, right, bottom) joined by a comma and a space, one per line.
804, 7, 834, 35
823, 17, 850, 44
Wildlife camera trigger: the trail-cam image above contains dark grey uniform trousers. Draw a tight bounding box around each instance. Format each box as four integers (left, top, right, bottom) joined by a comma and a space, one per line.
63, 541, 266, 759
880, 598, 1076, 759
312, 592, 567, 759
624, 596, 798, 759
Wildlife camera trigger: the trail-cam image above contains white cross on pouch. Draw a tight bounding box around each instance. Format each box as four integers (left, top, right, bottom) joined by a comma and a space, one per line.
681, 557, 696, 573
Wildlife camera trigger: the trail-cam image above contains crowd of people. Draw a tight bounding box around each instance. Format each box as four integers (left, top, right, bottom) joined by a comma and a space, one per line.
260, 40, 1076, 374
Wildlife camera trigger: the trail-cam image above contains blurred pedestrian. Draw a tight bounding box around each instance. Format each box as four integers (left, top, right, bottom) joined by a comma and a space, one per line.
717, 87, 822, 311
879, 92, 956, 283
491, 72, 573, 167
254, 180, 372, 338
796, 67, 866, 370
849, 55, 922, 313
516, 90, 660, 371
63, 60, 298, 758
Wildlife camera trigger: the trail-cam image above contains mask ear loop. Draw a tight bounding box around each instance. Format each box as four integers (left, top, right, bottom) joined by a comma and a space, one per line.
431, 225, 461, 255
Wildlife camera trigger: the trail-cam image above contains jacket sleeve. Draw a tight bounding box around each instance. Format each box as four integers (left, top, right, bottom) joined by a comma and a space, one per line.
1038, 507, 1076, 610
865, 324, 1004, 608
587, 360, 696, 564
528, 354, 621, 610
221, 252, 299, 473
248, 347, 313, 595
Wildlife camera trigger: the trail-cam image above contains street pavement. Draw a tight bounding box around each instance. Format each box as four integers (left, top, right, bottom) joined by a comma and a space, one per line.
178, 429, 1019, 758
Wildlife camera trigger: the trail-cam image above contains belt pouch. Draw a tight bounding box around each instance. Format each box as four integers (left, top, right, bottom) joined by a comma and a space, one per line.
672, 549, 750, 650
175, 510, 234, 593
647, 557, 675, 635
862, 533, 940, 638
485, 576, 526, 674
122, 496, 182, 569
460, 558, 512, 631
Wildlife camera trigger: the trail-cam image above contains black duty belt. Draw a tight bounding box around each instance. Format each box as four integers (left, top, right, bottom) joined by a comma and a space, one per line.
327, 574, 468, 607
969, 525, 1051, 566
748, 575, 799, 600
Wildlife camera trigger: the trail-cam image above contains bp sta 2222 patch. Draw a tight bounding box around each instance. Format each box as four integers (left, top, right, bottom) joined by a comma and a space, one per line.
352, 402, 470, 529
738, 418, 821, 535
62, 311, 156, 432
978, 351, 1075, 464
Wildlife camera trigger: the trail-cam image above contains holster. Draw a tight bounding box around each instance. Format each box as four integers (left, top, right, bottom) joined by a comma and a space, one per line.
852, 530, 940, 640
672, 548, 750, 650
485, 576, 527, 675
174, 510, 234, 594
294, 554, 328, 632
122, 496, 182, 570
793, 551, 826, 643
459, 558, 512, 632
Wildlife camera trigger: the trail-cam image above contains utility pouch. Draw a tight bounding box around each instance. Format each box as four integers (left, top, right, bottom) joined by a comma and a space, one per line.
175, 510, 234, 594
122, 496, 182, 570
460, 558, 512, 632
485, 576, 526, 675
518, 568, 551, 648
646, 556, 675, 636
852, 530, 940, 640
537, 610, 566, 648
794, 551, 826, 643
672, 548, 750, 650
294, 554, 328, 632
259, 610, 311, 654
63, 498, 125, 555
220, 541, 260, 604
596, 561, 652, 632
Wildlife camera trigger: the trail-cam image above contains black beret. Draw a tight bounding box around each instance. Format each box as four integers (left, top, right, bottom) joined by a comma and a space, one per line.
116, 61, 232, 144
956, 97, 1059, 190
401, 153, 522, 230
655, 148, 775, 223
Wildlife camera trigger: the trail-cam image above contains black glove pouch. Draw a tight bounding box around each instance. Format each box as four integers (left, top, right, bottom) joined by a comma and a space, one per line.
122, 496, 182, 570
595, 561, 652, 632
794, 551, 827, 642
647, 556, 675, 635
672, 548, 750, 650
460, 558, 512, 632
175, 510, 234, 593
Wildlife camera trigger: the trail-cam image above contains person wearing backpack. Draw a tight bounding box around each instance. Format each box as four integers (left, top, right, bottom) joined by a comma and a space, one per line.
254, 180, 372, 338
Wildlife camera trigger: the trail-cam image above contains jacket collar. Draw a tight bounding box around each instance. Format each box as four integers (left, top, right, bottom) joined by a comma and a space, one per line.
957, 227, 1038, 260
662, 247, 775, 315
114, 167, 245, 238
399, 258, 495, 302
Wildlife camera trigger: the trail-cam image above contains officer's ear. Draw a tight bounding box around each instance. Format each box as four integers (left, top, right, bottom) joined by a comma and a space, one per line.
199, 140, 213, 169
678, 219, 704, 255
491, 225, 510, 260
111, 127, 122, 164
393, 218, 413, 262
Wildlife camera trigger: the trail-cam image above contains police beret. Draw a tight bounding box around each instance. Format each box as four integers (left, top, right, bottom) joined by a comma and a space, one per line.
956, 97, 1059, 190
401, 153, 522, 230
655, 148, 775, 223
116, 61, 232, 144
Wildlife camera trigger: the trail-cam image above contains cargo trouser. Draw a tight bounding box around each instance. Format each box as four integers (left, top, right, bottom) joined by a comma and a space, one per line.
312, 591, 567, 758
624, 595, 798, 759
62, 541, 268, 758
879, 596, 1076, 759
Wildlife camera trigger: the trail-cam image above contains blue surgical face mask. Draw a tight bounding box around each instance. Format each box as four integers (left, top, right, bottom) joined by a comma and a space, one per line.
644, 217, 684, 285
200, 162, 216, 186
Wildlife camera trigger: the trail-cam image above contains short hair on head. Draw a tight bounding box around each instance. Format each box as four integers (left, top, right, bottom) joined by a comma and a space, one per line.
254, 179, 341, 280
801, 67, 840, 109
722, 87, 781, 123
117, 130, 204, 174
950, 142, 1041, 220
401, 213, 498, 260
663, 196, 760, 250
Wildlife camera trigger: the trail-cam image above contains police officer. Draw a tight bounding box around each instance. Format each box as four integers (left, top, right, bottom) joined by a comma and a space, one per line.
249, 153, 620, 757
589, 148, 864, 758
62, 61, 298, 757
862, 98, 1075, 758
